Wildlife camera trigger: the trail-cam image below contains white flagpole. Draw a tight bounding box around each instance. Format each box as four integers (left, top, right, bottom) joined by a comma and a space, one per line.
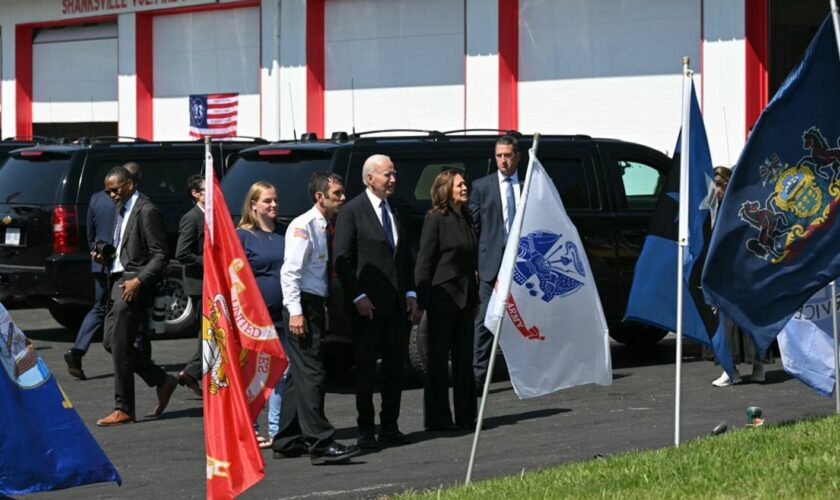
204, 137, 214, 244
831, 281, 839, 414
828, 0, 840, 416
675, 58, 692, 447
465, 133, 540, 485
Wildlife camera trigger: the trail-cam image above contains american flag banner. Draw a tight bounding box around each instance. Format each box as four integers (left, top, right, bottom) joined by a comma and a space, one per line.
189, 93, 238, 138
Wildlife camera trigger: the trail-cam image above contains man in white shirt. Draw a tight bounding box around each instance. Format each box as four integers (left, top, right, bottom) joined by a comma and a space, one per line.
274, 172, 360, 465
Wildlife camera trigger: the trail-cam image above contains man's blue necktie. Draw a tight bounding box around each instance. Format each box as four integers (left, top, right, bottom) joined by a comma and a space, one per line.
380, 200, 396, 251
504, 176, 516, 234
112, 204, 127, 256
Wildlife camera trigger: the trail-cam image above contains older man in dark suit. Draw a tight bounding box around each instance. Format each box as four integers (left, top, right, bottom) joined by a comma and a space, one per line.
96, 164, 177, 426
174, 174, 205, 395
468, 135, 522, 391
334, 154, 419, 449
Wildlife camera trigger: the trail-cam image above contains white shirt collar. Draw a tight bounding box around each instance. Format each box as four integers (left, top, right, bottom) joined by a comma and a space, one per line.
497, 170, 520, 184
365, 188, 389, 208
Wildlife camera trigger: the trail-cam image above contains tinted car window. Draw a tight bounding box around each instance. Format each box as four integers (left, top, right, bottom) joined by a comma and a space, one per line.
539, 157, 593, 210
0, 158, 68, 204
79, 158, 202, 204
617, 159, 664, 210
345, 154, 490, 213
222, 156, 333, 220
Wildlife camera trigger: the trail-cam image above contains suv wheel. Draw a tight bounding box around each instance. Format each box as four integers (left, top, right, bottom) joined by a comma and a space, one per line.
47, 303, 87, 331
610, 322, 668, 345
408, 313, 429, 376
152, 278, 197, 337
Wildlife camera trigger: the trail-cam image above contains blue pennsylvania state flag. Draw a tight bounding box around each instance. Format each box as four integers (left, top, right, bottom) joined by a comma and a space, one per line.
0, 304, 120, 495
625, 81, 734, 377
702, 15, 840, 354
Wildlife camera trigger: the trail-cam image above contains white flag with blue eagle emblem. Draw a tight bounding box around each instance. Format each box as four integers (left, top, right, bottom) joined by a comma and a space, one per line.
485, 150, 612, 398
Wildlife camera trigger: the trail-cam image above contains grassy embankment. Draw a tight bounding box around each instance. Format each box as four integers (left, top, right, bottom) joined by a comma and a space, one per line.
395, 414, 840, 499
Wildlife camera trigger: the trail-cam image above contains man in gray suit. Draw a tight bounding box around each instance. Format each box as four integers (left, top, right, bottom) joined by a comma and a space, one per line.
468, 136, 521, 391
96, 164, 177, 426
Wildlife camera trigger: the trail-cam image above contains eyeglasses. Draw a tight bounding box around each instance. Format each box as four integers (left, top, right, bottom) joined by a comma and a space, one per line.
104, 182, 127, 195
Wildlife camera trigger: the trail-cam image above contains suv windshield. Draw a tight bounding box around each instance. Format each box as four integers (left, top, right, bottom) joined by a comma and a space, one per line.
222, 154, 334, 220
0, 157, 68, 204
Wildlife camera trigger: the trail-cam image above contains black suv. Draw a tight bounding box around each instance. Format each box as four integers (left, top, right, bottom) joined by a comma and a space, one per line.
1, 137, 61, 170
0, 137, 263, 334
221, 130, 672, 370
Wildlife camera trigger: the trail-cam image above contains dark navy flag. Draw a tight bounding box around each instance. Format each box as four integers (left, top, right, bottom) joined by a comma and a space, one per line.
702, 16, 840, 354
0, 305, 120, 495
625, 81, 734, 376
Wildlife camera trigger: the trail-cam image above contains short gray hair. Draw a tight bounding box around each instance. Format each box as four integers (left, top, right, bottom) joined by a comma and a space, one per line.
362, 154, 391, 186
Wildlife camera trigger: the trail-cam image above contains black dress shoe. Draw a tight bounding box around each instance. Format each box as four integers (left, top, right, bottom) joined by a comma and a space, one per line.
357, 432, 379, 450
378, 430, 410, 446
310, 442, 360, 465
426, 423, 460, 432
64, 350, 87, 380
272, 440, 309, 459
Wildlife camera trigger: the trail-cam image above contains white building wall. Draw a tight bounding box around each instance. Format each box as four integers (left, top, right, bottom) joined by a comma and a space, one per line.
152, 7, 260, 140
261, 0, 282, 141
518, 0, 702, 155
117, 14, 137, 138
278, 0, 306, 140
465, 0, 499, 129
323, 0, 465, 134
702, 0, 746, 168
32, 24, 118, 123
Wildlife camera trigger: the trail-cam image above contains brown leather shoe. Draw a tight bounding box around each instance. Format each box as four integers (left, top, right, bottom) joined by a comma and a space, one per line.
177, 370, 202, 397
154, 374, 178, 416
96, 409, 135, 427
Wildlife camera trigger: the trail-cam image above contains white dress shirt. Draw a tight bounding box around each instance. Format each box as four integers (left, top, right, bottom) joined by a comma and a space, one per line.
111, 190, 139, 274
364, 188, 399, 248
497, 170, 521, 232
281, 206, 330, 316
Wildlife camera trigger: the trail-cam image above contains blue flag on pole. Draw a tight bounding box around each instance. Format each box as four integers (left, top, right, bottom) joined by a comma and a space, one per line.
0, 305, 120, 495
625, 81, 734, 377
702, 15, 840, 354
777, 285, 839, 397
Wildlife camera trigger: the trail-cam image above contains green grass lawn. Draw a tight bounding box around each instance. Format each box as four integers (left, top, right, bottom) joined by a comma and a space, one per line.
395, 415, 840, 499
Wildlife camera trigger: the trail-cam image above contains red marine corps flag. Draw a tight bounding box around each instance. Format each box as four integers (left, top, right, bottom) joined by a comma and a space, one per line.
201, 144, 287, 500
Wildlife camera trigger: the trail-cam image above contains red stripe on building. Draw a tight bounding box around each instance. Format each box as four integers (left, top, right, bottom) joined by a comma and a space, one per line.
498, 0, 519, 132
745, 0, 768, 137
307, 0, 325, 139
136, 13, 154, 141
15, 26, 33, 138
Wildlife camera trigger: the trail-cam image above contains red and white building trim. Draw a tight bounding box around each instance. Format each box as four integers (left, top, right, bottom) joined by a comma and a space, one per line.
0, 0, 793, 167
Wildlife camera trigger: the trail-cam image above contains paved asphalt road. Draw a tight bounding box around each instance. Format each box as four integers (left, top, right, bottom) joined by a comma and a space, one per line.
10, 307, 835, 499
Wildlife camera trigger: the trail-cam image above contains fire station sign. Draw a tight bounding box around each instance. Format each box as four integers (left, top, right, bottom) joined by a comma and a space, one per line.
60, 0, 218, 18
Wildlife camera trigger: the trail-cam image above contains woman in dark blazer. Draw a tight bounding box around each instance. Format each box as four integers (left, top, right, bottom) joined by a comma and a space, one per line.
415, 170, 478, 431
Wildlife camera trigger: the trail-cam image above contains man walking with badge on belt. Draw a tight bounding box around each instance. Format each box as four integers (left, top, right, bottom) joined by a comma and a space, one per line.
95, 164, 178, 427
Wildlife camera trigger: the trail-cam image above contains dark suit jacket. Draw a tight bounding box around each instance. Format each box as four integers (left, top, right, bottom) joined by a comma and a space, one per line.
415, 208, 477, 311
175, 205, 204, 296
117, 194, 169, 291
468, 172, 515, 283
87, 190, 116, 274
334, 192, 415, 317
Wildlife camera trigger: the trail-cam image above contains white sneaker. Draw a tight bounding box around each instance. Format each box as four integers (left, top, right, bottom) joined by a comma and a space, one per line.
712, 370, 742, 387
751, 362, 766, 383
